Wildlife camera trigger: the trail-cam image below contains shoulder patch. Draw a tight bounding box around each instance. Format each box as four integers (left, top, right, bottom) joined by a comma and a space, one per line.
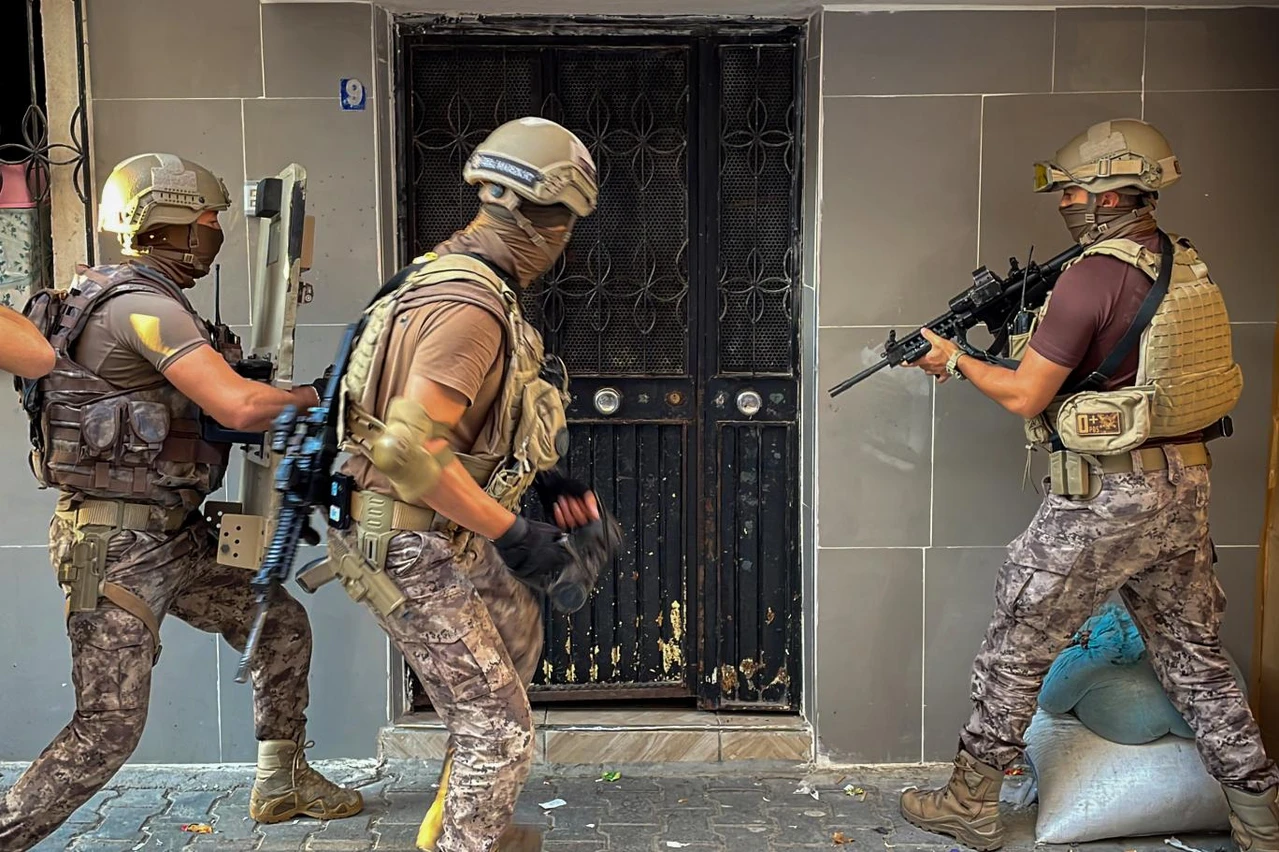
129, 313, 178, 358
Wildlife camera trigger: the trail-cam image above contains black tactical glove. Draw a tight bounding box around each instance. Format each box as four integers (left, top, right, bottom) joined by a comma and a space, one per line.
493, 515, 574, 584
532, 469, 591, 523
525, 470, 622, 613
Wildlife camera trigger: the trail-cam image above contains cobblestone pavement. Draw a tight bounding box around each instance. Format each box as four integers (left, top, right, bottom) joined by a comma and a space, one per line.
0, 761, 1237, 852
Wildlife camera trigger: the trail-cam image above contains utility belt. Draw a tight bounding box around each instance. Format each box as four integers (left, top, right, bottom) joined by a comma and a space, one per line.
296, 489, 450, 619
1046, 441, 1210, 500
52, 497, 189, 661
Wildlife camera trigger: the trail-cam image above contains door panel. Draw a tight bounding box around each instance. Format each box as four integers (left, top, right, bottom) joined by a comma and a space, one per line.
399, 26, 802, 710
698, 43, 803, 709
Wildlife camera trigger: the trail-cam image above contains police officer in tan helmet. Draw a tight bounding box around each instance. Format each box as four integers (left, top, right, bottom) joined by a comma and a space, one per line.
312, 115, 617, 852
902, 118, 1279, 850
0, 153, 362, 851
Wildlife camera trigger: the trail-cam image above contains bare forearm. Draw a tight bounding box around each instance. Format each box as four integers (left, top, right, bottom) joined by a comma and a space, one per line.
0, 309, 55, 379
420, 455, 516, 540
232, 384, 316, 432
956, 355, 1039, 416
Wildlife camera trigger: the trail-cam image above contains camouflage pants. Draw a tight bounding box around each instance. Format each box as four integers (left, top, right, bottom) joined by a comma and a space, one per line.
332, 527, 542, 852
960, 444, 1279, 793
0, 513, 313, 852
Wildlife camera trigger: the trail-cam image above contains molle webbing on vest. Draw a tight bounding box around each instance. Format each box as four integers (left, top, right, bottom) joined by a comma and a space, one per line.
28, 264, 233, 507
1023, 233, 1242, 454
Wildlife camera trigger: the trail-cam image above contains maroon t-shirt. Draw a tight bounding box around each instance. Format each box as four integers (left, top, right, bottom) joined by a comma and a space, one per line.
1028, 229, 1161, 391
1028, 228, 1198, 444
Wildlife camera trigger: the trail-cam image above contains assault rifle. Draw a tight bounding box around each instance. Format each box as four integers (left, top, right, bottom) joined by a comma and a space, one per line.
827, 243, 1085, 398
234, 321, 359, 683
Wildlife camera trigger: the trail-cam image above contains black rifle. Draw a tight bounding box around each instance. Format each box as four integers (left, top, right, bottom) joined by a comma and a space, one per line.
827, 243, 1085, 398
234, 321, 360, 683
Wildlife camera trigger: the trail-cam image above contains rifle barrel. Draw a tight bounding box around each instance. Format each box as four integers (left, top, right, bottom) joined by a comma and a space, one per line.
827, 358, 890, 398
234, 601, 270, 683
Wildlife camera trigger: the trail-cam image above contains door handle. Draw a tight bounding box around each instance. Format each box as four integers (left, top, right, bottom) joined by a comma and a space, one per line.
593, 387, 622, 416
736, 389, 763, 417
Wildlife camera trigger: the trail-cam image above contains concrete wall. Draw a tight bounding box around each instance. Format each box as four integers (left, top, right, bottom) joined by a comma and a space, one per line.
812, 6, 1279, 762
0, 0, 397, 762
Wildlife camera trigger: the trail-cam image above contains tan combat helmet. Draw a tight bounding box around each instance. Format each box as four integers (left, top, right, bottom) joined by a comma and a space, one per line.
98, 152, 232, 251
1033, 118, 1182, 196
463, 117, 598, 217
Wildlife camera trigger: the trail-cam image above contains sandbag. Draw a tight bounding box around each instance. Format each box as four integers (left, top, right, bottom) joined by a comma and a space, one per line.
1039, 602, 1244, 745
1025, 710, 1231, 844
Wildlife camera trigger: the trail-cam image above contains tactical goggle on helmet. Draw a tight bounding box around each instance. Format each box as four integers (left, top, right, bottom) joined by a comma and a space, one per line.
1031, 118, 1182, 195
462, 117, 599, 217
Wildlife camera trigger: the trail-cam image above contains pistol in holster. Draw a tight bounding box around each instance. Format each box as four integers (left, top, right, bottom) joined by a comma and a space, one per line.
296, 493, 406, 618
62, 524, 118, 614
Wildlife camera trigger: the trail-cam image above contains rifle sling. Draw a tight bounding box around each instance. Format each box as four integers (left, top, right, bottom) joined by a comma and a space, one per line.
1068, 231, 1173, 394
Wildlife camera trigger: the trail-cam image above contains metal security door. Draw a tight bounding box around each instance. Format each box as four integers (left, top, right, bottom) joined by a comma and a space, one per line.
399, 23, 802, 711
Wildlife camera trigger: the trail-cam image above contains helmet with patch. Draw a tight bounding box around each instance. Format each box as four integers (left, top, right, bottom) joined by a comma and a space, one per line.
1033, 119, 1181, 196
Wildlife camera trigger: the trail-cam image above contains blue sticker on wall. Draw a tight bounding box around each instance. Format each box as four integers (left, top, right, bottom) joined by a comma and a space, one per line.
340, 78, 366, 111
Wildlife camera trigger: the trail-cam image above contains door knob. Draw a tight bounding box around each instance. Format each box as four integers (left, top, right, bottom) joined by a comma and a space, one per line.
736, 390, 763, 417
594, 387, 622, 416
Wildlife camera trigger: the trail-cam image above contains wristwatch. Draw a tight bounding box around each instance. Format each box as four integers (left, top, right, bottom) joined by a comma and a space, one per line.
945, 349, 967, 380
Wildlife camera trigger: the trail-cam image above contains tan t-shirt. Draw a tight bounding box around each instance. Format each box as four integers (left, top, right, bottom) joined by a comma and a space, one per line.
341, 298, 506, 497
73, 289, 209, 389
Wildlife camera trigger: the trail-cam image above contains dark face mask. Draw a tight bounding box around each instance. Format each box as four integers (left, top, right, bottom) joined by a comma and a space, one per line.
188, 224, 224, 274
1059, 203, 1094, 244
1059, 195, 1145, 245
137, 222, 224, 281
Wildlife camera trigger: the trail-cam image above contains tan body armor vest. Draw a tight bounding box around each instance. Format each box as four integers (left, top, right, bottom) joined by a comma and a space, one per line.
22, 264, 236, 511
340, 252, 569, 514
1023, 233, 1243, 456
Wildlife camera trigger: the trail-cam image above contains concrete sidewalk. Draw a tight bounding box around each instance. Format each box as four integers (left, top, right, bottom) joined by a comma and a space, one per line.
0, 761, 1238, 852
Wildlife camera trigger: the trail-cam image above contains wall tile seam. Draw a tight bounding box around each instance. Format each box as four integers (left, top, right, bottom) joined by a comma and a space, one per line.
259, 1, 267, 100
822, 89, 1279, 99
920, 545, 927, 762
820, 4, 1279, 13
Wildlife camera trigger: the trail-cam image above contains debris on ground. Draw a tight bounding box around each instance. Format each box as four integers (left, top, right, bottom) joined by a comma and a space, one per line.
599, 771, 621, 783
180, 824, 213, 834
795, 784, 820, 800
844, 784, 867, 800
538, 798, 567, 810
1166, 839, 1209, 852
833, 831, 851, 844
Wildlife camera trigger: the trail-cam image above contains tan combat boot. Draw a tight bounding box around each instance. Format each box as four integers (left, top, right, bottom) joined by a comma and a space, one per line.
1225, 786, 1279, 851
249, 739, 364, 824
899, 749, 1005, 851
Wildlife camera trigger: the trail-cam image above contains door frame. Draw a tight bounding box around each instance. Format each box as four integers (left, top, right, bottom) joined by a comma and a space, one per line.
390, 14, 809, 713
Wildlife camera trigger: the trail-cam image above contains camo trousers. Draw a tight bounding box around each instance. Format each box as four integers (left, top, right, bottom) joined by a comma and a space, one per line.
960, 444, 1279, 793
0, 513, 312, 852
334, 527, 542, 852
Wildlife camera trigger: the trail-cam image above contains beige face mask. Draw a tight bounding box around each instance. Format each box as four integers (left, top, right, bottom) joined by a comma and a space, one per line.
471, 204, 576, 287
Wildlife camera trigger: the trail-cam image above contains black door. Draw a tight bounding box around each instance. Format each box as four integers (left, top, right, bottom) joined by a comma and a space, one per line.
398, 21, 804, 711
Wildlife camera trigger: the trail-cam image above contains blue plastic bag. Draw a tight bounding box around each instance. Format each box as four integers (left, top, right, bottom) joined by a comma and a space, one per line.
1038, 602, 1242, 745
